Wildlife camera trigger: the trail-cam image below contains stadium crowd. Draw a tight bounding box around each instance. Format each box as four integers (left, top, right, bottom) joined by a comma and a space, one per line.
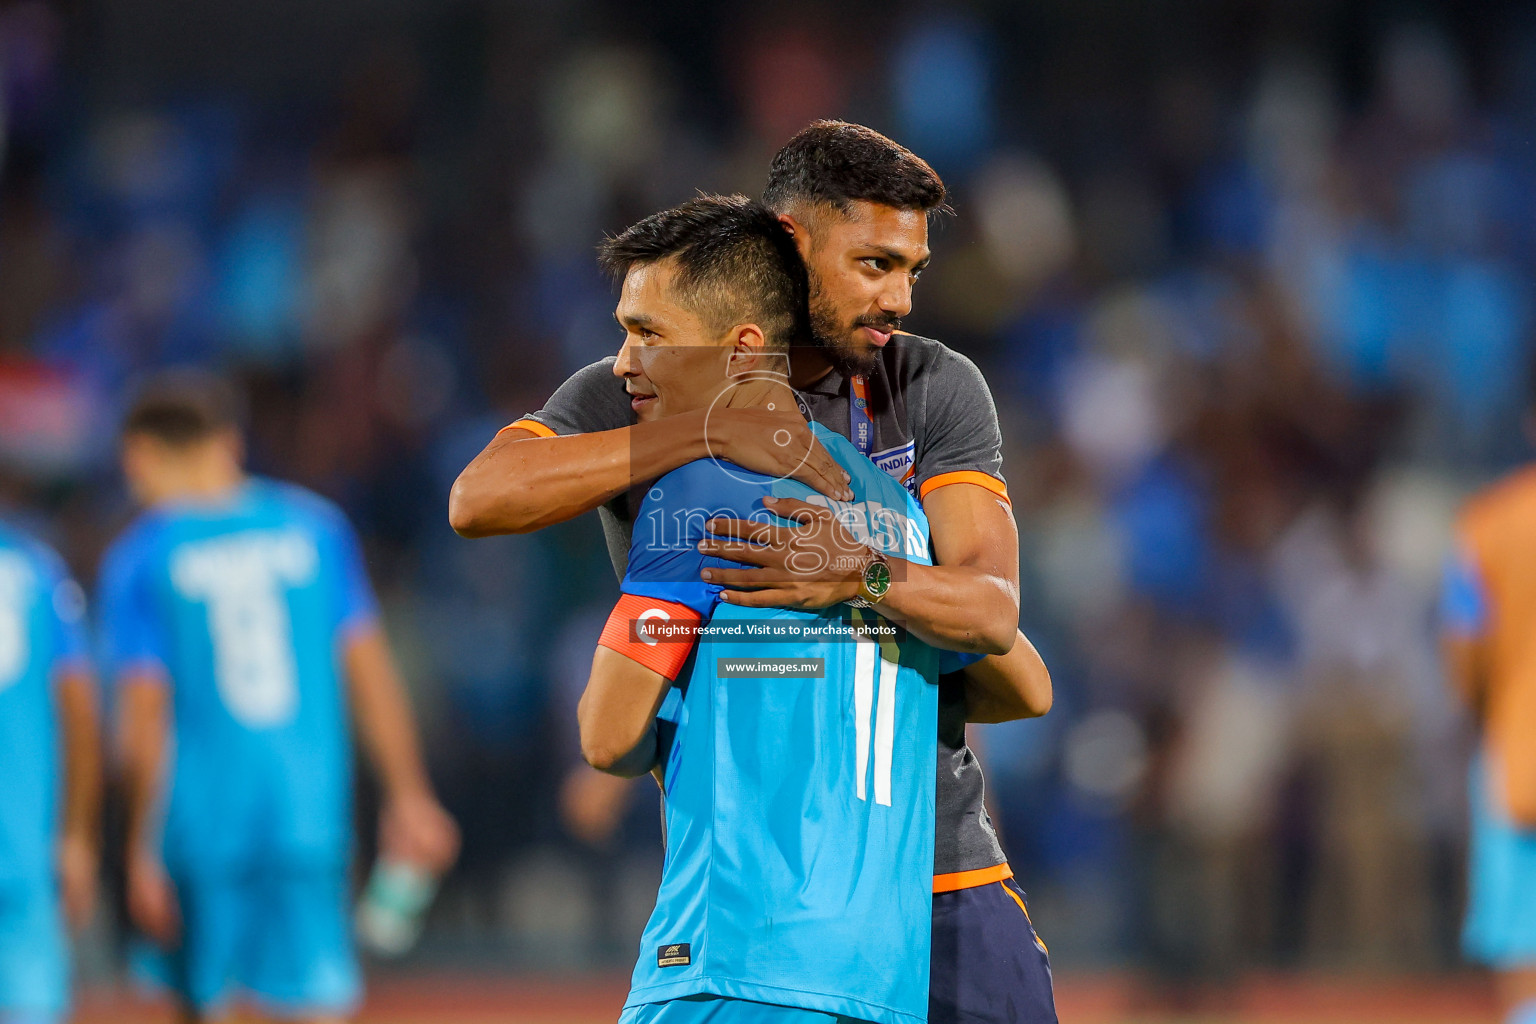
0, 0, 1531, 982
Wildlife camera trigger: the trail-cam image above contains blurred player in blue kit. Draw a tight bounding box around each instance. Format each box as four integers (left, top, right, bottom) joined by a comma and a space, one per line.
0, 521, 100, 1024
576, 195, 1051, 1024
1443, 374, 1536, 1024
99, 373, 459, 1024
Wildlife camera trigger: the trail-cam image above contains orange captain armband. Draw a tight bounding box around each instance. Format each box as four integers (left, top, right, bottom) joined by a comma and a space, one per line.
597, 594, 704, 681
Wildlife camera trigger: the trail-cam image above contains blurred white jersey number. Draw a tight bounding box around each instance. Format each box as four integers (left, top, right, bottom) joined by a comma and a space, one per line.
171, 529, 318, 727
0, 552, 32, 692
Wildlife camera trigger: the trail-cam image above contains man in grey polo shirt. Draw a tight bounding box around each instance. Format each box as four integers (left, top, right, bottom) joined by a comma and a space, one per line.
452, 121, 1056, 1024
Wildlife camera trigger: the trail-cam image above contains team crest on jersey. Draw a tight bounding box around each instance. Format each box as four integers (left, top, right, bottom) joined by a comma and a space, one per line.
872, 440, 917, 496
657, 942, 691, 967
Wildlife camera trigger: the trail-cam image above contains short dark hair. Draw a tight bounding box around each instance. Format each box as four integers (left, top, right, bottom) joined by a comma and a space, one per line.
763, 120, 949, 217
598, 194, 809, 349
122, 368, 242, 446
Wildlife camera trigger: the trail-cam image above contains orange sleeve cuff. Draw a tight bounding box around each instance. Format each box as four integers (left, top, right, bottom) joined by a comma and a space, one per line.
919, 470, 1011, 504
597, 594, 703, 681
495, 417, 557, 440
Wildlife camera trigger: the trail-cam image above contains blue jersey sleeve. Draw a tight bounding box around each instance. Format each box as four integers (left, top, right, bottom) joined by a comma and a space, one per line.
624, 459, 774, 620
36, 548, 89, 672
328, 513, 380, 638
939, 650, 984, 675
1441, 547, 1490, 640
98, 529, 170, 682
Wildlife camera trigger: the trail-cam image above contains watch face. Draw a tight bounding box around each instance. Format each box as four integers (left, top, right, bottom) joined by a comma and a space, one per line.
864, 559, 892, 597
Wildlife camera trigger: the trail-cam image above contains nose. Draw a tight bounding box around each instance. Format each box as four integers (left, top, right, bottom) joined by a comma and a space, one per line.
878, 274, 914, 319
613, 335, 641, 378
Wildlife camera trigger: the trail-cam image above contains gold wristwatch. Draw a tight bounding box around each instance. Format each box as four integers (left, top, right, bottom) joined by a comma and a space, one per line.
849, 548, 892, 608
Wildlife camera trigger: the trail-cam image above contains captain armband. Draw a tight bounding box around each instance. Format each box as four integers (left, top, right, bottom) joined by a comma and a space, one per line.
597, 594, 703, 681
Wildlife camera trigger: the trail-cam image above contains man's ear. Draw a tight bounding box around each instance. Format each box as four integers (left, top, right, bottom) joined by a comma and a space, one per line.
120, 434, 149, 479
726, 324, 771, 375
730, 323, 766, 352
216, 427, 246, 470
119, 434, 162, 504
777, 212, 815, 262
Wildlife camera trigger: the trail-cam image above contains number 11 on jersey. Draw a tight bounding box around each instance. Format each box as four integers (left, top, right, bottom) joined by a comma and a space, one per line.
852, 629, 897, 807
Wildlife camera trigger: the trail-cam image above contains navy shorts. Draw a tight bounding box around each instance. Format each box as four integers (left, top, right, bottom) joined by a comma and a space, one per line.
930, 877, 1058, 1024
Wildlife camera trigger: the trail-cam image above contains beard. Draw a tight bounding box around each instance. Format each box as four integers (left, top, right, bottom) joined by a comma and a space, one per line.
806, 273, 897, 379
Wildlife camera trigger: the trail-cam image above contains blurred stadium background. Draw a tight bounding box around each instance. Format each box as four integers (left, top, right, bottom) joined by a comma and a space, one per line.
2, 0, 1533, 1020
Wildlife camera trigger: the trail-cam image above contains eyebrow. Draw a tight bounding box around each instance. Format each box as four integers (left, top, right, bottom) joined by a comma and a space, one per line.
616, 311, 662, 331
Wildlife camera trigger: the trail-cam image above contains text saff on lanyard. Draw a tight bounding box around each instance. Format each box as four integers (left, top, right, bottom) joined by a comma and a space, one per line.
849, 374, 874, 456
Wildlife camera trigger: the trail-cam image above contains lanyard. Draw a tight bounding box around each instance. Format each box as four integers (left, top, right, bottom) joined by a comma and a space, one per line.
849, 374, 874, 456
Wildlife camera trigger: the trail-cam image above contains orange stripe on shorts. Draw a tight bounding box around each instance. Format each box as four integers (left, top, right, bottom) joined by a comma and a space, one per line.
932, 862, 1013, 893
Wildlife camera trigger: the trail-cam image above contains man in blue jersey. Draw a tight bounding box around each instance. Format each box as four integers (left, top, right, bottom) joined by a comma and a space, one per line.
0, 521, 100, 1024
100, 372, 459, 1024
1442, 375, 1536, 1024
576, 195, 1048, 1024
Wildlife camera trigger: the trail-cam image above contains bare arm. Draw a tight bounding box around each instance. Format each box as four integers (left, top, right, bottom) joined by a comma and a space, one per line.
55, 666, 101, 929
874, 346, 1019, 655
962, 629, 1053, 724
118, 675, 167, 872
117, 672, 177, 945
449, 409, 852, 538
1442, 635, 1487, 722
345, 624, 460, 872
1440, 541, 1490, 722
703, 483, 1021, 655
884, 482, 1021, 655
559, 765, 637, 846
577, 646, 672, 778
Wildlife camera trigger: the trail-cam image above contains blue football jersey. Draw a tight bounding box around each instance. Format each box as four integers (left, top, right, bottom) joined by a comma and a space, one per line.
98, 479, 379, 873
620, 424, 945, 1024
0, 522, 89, 888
